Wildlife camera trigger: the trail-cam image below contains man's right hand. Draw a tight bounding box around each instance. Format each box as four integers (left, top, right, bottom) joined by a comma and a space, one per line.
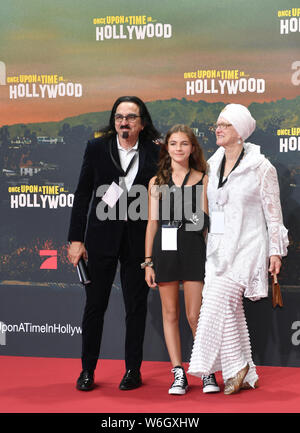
68, 241, 87, 267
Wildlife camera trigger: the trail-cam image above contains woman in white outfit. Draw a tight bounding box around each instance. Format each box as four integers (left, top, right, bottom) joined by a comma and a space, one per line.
188, 104, 289, 395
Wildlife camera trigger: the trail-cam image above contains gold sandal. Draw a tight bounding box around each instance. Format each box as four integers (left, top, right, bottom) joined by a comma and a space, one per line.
241, 379, 259, 390
224, 364, 249, 395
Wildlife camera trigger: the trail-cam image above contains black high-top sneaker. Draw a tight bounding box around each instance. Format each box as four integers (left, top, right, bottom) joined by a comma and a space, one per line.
202, 373, 220, 393
168, 366, 188, 395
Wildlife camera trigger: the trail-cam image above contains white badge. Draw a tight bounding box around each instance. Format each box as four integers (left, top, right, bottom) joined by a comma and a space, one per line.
161, 227, 178, 251
102, 181, 124, 208
210, 211, 225, 234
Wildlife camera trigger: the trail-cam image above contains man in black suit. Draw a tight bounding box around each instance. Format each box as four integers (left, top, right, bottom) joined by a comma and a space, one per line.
68, 96, 160, 391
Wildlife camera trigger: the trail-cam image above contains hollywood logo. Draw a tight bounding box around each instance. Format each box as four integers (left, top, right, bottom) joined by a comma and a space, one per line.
39, 250, 57, 269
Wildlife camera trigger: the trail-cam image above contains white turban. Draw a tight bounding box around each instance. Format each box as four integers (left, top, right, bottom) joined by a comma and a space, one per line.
218, 104, 256, 140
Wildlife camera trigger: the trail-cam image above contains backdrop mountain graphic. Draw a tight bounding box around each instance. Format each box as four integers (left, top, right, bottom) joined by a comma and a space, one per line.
0, 97, 299, 286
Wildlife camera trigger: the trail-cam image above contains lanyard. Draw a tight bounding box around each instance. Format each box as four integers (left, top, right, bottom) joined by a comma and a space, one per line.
166, 169, 191, 225
218, 148, 244, 189
170, 169, 191, 188
182, 170, 191, 187
109, 138, 139, 177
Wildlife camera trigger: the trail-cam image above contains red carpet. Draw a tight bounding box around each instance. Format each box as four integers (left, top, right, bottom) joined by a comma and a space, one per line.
0, 356, 299, 413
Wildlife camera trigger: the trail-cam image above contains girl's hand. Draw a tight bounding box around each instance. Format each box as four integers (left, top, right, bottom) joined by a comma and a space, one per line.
145, 267, 157, 288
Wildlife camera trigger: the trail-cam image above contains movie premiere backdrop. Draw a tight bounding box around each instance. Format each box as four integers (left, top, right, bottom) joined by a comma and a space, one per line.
0, 0, 299, 367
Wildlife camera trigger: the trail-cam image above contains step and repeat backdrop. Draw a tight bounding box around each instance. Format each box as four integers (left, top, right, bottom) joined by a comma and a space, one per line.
0, 0, 299, 367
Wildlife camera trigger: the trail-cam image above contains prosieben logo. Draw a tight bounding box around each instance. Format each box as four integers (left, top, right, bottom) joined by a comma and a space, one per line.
39, 250, 57, 269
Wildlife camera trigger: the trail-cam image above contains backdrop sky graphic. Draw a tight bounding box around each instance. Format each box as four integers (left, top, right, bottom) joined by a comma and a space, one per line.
0, 0, 299, 126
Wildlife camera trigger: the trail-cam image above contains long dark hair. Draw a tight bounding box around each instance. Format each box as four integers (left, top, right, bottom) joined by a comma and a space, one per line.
98, 96, 160, 141
155, 124, 207, 186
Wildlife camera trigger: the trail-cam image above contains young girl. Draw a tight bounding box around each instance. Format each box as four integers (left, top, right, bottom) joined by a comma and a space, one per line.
144, 124, 214, 395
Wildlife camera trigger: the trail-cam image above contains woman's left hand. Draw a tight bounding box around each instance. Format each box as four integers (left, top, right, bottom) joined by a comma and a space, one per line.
269, 255, 282, 275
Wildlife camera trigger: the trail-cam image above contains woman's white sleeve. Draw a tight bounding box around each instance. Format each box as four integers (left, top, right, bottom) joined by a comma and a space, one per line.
260, 165, 289, 257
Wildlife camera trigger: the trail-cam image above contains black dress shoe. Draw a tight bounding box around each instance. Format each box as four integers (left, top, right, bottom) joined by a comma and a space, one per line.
76, 370, 95, 391
119, 369, 142, 390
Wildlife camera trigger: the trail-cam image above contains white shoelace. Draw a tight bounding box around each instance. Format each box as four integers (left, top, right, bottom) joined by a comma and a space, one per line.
203, 374, 216, 387
171, 367, 185, 387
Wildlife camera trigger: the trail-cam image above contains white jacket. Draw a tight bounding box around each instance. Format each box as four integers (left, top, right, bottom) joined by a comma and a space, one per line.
205, 142, 289, 301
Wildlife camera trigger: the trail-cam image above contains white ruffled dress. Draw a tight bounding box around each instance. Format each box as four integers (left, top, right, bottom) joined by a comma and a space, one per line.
188, 143, 289, 387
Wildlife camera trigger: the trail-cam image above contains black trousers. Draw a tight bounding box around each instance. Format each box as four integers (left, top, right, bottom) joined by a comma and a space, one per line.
82, 225, 149, 371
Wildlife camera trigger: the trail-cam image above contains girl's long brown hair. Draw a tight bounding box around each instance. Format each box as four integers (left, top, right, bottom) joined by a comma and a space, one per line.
155, 124, 207, 186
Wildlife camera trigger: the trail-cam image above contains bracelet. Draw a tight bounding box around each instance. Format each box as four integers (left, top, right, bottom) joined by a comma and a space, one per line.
145, 256, 152, 259
140, 261, 154, 269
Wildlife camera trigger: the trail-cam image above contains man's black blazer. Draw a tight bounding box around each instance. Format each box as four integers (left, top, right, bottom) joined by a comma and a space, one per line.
68, 134, 159, 257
